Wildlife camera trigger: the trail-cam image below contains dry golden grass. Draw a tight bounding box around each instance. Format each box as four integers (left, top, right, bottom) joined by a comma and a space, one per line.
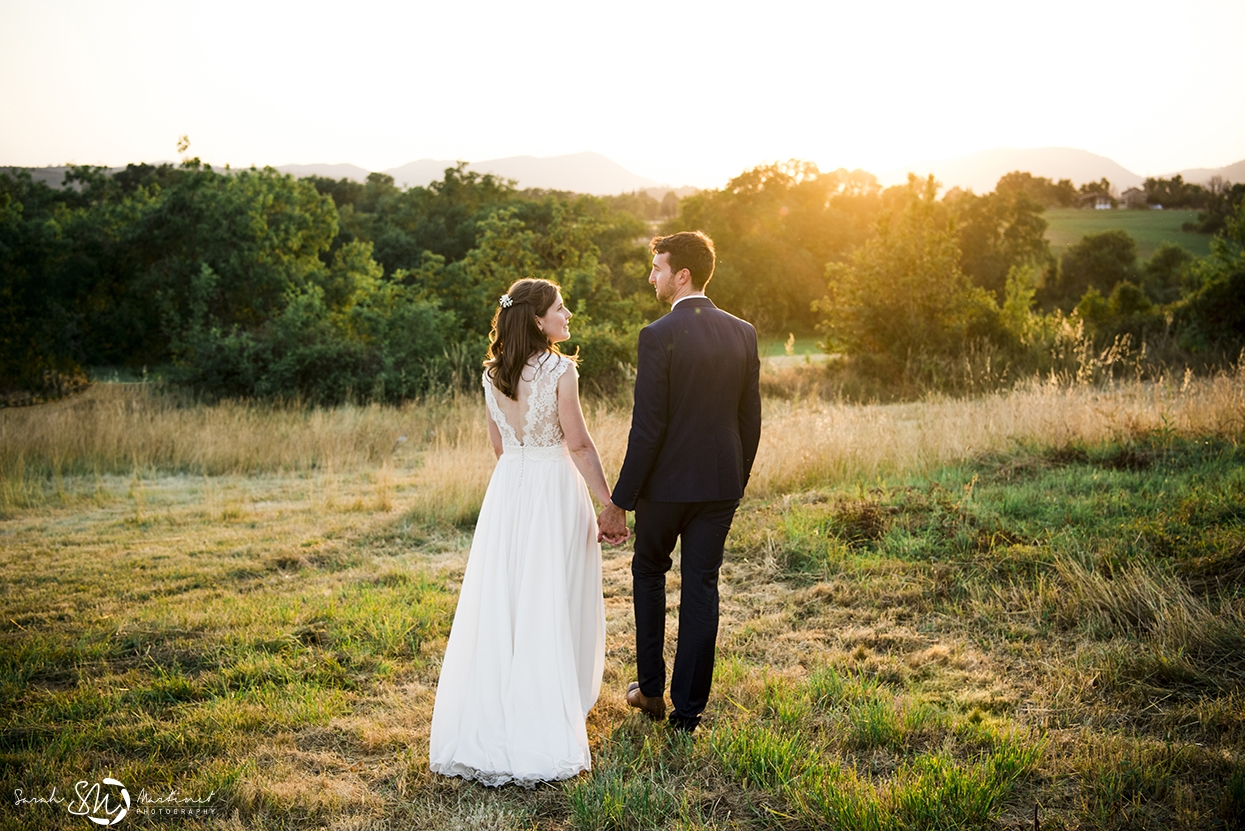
749, 365, 1245, 497
361, 365, 1245, 527
0, 383, 470, 476
7, 366, 1241, 519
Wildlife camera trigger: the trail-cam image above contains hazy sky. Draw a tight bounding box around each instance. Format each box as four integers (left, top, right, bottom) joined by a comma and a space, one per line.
2, 0, 1243, 188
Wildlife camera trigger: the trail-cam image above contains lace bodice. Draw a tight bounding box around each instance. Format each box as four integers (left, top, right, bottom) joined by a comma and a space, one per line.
483, 354, 572, 448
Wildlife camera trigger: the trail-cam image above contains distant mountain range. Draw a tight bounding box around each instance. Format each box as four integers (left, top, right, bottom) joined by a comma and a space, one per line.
7, 148, 1243, 197
0, 152, 682, 197
278, 152, 671, 196
879, 147, 1245, 194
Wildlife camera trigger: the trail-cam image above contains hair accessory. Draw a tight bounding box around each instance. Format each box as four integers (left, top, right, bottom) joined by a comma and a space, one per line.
499, 294, 513, 309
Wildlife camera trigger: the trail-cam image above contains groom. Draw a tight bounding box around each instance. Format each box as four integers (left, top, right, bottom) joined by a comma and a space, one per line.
597, 230, 761, 732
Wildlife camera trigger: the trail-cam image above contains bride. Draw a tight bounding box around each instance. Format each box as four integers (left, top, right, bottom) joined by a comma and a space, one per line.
429, 278, 625, 787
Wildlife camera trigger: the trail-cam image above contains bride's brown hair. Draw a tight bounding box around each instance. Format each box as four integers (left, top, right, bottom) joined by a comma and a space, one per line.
484, 278, 576, 401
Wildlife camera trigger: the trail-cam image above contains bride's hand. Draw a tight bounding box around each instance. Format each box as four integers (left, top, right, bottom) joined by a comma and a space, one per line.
596, 502, 628, 545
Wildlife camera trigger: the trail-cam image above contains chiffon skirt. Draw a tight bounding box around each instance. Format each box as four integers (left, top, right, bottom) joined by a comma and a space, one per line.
429, 444, 606, 787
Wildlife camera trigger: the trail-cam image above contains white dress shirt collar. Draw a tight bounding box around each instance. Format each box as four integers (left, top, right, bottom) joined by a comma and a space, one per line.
671, 293, 707, 310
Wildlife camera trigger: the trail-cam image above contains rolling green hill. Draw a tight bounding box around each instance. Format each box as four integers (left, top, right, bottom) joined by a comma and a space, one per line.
1044, 208, 1211, 261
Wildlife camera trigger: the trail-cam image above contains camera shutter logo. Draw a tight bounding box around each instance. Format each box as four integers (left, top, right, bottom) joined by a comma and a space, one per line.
86, 778, 129, 826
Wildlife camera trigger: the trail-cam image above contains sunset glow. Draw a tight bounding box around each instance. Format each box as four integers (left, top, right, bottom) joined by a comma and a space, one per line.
1, 0, 1243, 187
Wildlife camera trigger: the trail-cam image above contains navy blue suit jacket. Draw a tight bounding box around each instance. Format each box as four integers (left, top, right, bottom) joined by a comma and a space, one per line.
612, 297, 762, 510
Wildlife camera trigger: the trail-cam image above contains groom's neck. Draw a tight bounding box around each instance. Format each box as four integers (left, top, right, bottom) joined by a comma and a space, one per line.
669, 286, 705, 308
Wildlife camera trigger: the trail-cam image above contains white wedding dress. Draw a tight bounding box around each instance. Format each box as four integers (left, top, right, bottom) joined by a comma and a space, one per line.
429, 353, 606, 787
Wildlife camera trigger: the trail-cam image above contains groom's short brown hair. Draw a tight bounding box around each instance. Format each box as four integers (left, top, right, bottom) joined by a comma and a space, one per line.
651, 231, 716, 290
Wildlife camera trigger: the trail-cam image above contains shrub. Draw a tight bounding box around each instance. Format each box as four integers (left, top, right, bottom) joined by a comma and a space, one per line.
1053, 230, 1138, 310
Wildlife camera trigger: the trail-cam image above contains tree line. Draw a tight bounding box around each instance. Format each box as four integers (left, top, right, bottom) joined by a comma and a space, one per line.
2, 158, 1242, 404
0, 162, 665, 403
815, 173, 1244, 392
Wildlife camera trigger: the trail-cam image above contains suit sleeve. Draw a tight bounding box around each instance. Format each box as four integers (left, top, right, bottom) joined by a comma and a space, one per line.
738, 325, 762, 490
611, 325, 669, 511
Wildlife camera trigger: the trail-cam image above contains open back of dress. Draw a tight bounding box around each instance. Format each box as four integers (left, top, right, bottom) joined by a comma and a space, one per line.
483, 354, 567, 450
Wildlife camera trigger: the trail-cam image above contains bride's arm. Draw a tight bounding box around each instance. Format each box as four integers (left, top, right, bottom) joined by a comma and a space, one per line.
485, 409, 503, 459
557, 364, 613, 506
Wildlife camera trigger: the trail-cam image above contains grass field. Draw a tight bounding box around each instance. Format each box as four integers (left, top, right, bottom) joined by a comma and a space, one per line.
1044, 208, 1211, 261
2, 371, 1244, 829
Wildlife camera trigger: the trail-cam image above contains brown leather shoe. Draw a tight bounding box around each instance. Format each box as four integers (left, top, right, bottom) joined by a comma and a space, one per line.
626, 682, 666, 720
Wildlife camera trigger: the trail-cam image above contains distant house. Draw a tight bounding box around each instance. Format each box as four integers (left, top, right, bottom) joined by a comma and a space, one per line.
1120, 187, 1148, 209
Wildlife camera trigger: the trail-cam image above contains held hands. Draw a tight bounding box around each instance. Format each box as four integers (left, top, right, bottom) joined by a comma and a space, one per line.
596, 502, 630, 546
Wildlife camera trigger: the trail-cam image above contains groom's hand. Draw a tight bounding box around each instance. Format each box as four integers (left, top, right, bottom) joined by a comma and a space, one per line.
597, 503, 629, 545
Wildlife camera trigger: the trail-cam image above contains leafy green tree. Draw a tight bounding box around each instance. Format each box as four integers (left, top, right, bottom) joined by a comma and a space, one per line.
1076, 280, 1164, 342
1174, 198, 1245, 354
0, 157, 657, 399
817, 175, 1002, 379
110, 162, 192, 195
1183, 179, 1245, 236
995, 171, 1078, 208
396, 200, 644, 392
1050, 230, 1137, 309
304, 175, 365, 212
603, 190, 663, 221
660, 191, 679, 219
946, 187, 1052, 301
1079, 178, 1113, 197
0, 176, 80, 394
568, 195, 660, 319
141, 165, 341, 340
0, 166, 162, 393
1142, 175, 1208, 209
89, 163, 461, 403
673, 161, 882, 333
312, 165, 656, 329
170, 240, 455, 403
1141, 242, 1194, 304
358, 164, 518, 273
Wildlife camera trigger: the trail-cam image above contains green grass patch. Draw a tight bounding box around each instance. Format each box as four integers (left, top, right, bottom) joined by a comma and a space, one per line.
564, 728, 692, 830
888, 746, 1041, 830
706, 715, 1041, 830
565, 763, 679, 830
1044, 207, 1211, 260
711, 722, 811, 790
